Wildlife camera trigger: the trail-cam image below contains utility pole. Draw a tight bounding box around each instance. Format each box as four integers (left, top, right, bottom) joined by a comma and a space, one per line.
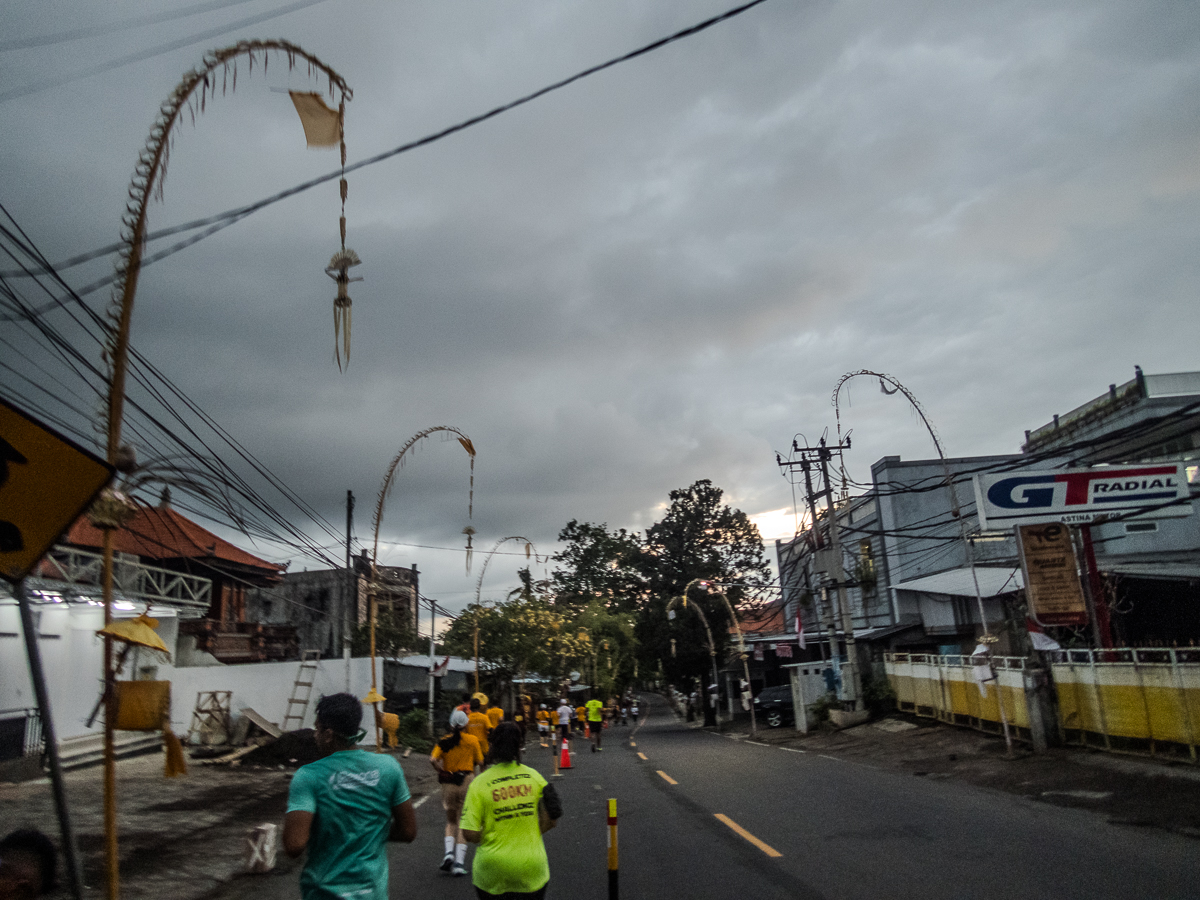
777, 437, 862, 711
345, 490, 354, 692
427, 593, 436, 735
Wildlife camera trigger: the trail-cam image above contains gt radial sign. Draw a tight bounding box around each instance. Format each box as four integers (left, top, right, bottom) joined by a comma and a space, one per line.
974, 464, 1192, 529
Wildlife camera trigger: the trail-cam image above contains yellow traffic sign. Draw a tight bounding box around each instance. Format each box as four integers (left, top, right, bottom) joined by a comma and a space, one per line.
0, 397, 114, 583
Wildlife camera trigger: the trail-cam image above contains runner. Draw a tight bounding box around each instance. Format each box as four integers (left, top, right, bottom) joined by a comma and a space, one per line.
554, 698, 573, 745
486, 698, 504, 734
574, 702, 587, 736
585, 695, 604, 752
460, 723, 562, 899
430, 710, 484, 876
631, 698, 640, 725
466, 699, 492, 759
535, 704, 551, 747
283, 693, 416, 900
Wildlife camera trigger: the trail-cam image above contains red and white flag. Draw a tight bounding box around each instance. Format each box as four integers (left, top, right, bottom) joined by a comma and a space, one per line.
796, 603, 806, 651
430, 655, 450, 677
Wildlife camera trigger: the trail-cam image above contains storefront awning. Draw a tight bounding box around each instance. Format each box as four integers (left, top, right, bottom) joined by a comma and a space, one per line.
893, 567, 1022, 597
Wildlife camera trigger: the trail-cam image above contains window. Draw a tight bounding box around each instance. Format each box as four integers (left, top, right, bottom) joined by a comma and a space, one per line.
1125, 522, 1158, 534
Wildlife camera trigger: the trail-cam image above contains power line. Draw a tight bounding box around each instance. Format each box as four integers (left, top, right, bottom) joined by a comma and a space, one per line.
1, 0, 771, 320
0, 0, 335, 104
0, 0, 272, 52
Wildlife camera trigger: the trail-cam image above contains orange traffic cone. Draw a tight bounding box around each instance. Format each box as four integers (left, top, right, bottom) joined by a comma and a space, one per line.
559, 737, 573, 769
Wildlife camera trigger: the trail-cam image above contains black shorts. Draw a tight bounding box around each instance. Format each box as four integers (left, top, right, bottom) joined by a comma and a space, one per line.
476, 885, 547, 900
589, 720, 603, 736
557, 724, 570, 738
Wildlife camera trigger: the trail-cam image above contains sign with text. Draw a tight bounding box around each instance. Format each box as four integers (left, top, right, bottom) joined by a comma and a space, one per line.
0, 397, 113, 583
1016, 523, 1088, 627
974, 463, 1192, 529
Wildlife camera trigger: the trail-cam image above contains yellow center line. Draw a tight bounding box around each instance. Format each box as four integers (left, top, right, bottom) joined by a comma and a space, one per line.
714, 814, 782, 858
637, 752, 648, 760
629, 741, 636, 747
656, 770, 677, 785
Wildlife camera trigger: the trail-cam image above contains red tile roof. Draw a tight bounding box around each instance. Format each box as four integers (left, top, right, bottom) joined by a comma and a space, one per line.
66, 503, 283, 574
734, 602, 788, 637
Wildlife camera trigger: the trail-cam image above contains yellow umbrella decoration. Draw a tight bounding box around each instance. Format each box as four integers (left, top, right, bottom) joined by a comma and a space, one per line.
97, 613, 170, 657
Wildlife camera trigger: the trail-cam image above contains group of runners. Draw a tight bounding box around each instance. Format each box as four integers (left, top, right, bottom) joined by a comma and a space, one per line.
532, 694, 641, 752
429, 690, 562, 897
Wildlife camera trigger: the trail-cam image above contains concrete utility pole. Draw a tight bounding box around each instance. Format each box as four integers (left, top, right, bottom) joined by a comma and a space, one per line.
777, 438, 862, 711
816, 439, 863, 711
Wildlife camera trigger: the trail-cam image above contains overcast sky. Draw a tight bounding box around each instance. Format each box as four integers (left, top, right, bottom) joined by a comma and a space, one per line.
3, 0, 1199, 619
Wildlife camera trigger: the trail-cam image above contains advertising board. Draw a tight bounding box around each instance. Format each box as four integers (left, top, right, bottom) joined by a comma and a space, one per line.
973, 463, 1191, 529
1016, 523, 1088, 626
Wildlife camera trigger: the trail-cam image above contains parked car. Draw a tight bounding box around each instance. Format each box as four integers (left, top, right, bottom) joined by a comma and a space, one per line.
753, 684, 794, 728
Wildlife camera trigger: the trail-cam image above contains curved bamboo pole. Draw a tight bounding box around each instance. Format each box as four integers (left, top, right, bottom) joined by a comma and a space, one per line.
831, 369, 1013, 754
98, 43, 351, 900
471, 536, 537, 691
368, 426, 476, 749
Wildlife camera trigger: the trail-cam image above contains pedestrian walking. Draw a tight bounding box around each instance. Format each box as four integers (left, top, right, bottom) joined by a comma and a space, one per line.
431, 710, 484, 877
631, 699, 640, 725
0, 829, 57, 898
536, 704, 551, 747
461, 723, 562, 900
585, 695, 604, 751
283, 693, 416, 900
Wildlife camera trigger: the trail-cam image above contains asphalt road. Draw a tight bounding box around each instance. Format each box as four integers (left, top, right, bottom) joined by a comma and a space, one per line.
214, 692, 1200, 899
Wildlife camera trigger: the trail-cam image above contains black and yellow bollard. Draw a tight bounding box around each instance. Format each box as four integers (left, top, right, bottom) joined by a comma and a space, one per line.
607, 798, 618, 900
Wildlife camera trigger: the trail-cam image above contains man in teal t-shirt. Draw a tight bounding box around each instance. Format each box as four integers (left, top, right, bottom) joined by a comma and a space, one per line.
284, 693, 417, 900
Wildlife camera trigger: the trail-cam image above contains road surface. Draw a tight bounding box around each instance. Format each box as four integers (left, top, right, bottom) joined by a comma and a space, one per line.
209, 692, 1199, 899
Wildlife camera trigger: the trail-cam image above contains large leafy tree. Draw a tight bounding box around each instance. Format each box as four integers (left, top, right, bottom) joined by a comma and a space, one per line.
636, 479, 771, 685
550, 520, 647, 612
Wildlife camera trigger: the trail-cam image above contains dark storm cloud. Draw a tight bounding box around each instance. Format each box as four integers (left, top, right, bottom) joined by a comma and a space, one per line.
3, 0, 1199, 609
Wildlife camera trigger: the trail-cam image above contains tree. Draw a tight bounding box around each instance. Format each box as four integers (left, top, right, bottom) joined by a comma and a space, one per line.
636, 479, 771, 685
550, 520, 647, 612
440, 594, 591, 694
351, 604, 418, 658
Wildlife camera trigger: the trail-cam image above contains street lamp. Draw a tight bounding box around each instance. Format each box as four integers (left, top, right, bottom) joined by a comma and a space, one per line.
95, 42, 351, 900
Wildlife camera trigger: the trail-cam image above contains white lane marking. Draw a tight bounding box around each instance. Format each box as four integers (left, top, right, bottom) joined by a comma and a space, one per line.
413, 794, 431, 809
780, 747, 807, 754
819, 754, 840, 761
745, 741, 769, 747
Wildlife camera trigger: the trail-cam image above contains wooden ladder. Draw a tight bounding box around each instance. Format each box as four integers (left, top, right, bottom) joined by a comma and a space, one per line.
282, 650, 322, 732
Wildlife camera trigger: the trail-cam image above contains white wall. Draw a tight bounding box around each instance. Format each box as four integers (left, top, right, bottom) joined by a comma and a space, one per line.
1, 600, 380, 741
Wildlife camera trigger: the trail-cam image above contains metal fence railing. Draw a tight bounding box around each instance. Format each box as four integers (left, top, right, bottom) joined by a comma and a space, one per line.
1046, 647, 1199, 762
0, 707, 44, 762
884, 652, 1031, 743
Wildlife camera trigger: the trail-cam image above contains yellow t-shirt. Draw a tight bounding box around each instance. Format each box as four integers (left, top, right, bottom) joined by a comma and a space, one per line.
467, 711, 491, 756
575, 706, 586, 722
487, 707, 504, 729
536, 710, 550, 726
431, 731, 484, 773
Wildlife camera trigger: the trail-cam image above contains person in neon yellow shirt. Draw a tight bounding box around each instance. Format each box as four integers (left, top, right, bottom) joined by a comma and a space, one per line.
585, 697, 604, 752
461, 723, 561, 898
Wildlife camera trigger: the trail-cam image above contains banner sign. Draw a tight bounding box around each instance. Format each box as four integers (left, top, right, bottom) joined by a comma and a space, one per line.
1, 397, 113, 583
1016, 523, 1088, 626
974, 463, 1192, 529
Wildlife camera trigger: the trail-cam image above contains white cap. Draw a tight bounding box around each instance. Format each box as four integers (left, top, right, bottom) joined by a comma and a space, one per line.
450, 709, 469, 728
